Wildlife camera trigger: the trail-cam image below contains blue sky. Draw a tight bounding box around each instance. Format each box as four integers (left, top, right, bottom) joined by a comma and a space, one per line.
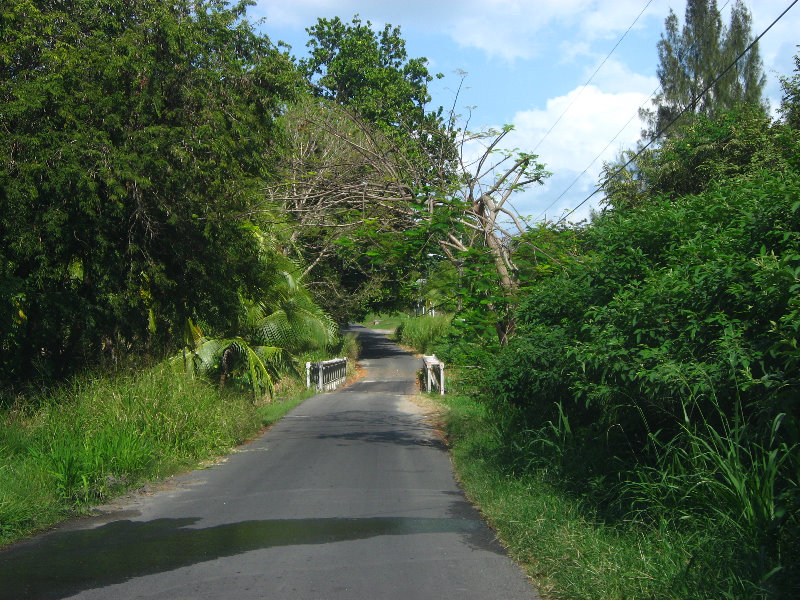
252, 0, 799, 223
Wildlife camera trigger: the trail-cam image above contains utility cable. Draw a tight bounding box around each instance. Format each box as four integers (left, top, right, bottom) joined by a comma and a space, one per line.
530, 0, 656, 154
554, 0, 799, 226
534, 0, 733, 223
533, 84, 661, 222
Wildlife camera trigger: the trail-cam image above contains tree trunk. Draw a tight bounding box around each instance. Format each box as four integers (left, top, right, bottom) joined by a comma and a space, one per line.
495, 315, 516, 347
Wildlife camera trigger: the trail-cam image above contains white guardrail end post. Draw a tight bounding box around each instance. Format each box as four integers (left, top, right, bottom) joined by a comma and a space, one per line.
422, 355, 445, 395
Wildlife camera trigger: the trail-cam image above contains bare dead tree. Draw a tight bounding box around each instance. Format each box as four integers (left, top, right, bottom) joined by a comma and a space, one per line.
437, 126, 551, 345
264, 96, 551, 343
262, 98, 454, 319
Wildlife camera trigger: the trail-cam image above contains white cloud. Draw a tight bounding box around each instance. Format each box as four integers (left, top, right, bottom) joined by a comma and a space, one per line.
254, 0, 798, 73
578, 0, 667, 40
254, 0, 669, 62
492, 83, 652, 221
587, 56, 659, 95
509, 84, 650, 172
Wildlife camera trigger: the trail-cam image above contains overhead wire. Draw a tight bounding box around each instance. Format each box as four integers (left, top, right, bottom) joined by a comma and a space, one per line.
530, 0, 657, 155
532, 84, 661, 222
534, 0, 735, 223
554, 0, 799, 226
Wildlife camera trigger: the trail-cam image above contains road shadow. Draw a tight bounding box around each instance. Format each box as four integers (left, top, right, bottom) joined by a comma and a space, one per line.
345, 325, 410, 360
0, 516, 492, 600
308, 409, 446, 449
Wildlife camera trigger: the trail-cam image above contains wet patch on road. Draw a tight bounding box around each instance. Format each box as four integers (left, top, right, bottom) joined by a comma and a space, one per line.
0, 516, 488, 600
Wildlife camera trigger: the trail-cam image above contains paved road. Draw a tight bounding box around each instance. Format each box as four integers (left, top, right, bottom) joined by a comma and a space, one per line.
1, 326, 538, 599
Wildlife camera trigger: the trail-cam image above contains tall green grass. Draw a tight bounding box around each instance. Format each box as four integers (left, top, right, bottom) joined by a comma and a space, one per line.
0, 366, 306, 547
438, 372, 799, 599
618, 402, 799, 598
394, 314, 452, 354
440, 391, 689, 600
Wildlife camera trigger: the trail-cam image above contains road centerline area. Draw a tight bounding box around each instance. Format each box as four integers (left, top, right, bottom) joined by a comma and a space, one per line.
1, 325, 538, 600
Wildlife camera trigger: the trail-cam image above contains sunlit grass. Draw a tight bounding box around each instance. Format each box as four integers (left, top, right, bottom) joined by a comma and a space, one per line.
0, 365, 315, 547
435, 385, 795, 599
394, 314, 452, 354
360, 312, 406, 331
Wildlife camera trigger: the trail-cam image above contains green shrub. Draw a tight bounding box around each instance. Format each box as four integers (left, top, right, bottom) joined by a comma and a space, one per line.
395, 314, 452, 354
476, 116, 800, 596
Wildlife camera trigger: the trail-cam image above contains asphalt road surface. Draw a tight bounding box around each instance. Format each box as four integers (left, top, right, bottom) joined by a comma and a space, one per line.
1, 325, 539, 600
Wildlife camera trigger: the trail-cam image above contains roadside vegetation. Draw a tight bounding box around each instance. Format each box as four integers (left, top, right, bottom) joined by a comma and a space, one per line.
0, 330, 360, 547
420, 68, 800, 600
394, 314, 453, 354
1, 368, 259, 546
409, 6, 800, 596
2, 0, 799, 597
440, 388, 691, 600
360, 313, 407, 332
0, 2, 391, 548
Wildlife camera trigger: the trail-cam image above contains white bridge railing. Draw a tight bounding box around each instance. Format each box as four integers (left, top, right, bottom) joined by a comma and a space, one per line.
306, 358, 347, 392
422, 354, 445, 395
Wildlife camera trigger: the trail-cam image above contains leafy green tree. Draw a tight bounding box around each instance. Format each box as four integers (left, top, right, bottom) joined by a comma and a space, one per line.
604, 105, 794, 209
299, 15, 438, 132
641, 0, 766, 140
298, 15, 455, 196
0, 0, 298, 380
779, 47, 800, 129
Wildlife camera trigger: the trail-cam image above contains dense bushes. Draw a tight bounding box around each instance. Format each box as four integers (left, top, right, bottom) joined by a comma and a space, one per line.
476, 111, 800, 597
493, 134, 800, 436
0, 0, 298, 382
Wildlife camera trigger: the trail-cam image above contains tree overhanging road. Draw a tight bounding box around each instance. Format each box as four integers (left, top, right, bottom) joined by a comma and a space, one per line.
1, 326, 539, 600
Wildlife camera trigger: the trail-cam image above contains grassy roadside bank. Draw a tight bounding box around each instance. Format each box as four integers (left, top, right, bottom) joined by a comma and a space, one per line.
402, 312, 797, 598
0, 367, 315, 548
1, 332, 360, 549
439, 392, 692, 600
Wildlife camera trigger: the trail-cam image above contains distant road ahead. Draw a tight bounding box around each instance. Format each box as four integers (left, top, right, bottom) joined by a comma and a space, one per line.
1, 326, 539, 600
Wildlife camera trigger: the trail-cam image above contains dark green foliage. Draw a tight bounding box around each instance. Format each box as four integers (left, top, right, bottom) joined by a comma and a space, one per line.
300, 15, 437, 133
476, 113, 800, 596
605, 106, 796, 209
0, 0, 298, 381
178, 268, 337, 399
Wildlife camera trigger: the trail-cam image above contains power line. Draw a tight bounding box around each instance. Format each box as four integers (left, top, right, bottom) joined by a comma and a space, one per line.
530, 0, 656, 155
553, 0, 798, 226
533, 83, 661, 222
535, 0, 733, 223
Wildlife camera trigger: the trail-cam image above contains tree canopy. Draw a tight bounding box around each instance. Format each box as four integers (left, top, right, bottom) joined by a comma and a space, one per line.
299, 15, 439, 132
0, 0, 298, 380
262, 17, 458, 323
641, 0, 766, 140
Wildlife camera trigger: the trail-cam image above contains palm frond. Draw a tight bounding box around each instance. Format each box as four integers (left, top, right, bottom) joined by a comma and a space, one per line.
252, 345, 299, 378
183, 318, 204, 349
239, 341, 274, 400
252, 303, 336, 351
